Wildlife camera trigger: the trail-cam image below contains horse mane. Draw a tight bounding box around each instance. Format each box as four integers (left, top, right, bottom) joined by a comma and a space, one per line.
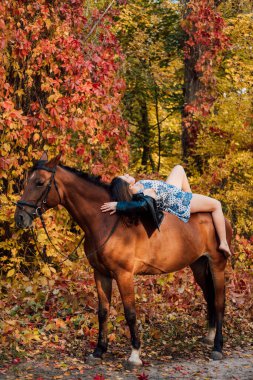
59, 164, 111, 192
31, 160, 138, 226
61, 165, 138, 226
30, 161, 111, 192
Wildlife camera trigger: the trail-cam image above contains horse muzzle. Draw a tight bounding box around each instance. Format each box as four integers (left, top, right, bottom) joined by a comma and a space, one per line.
15, 209, 33, 229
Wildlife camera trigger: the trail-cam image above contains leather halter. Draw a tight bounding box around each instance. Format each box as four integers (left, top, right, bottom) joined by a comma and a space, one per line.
15, 162, 85, 261
15, 162, 61, 220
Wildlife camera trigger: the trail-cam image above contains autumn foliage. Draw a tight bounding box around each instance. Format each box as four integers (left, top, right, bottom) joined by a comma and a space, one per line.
0, 0, 252, 373
0, 0, 128, 178
182, 0, 229, 155
0, 0, 129, 275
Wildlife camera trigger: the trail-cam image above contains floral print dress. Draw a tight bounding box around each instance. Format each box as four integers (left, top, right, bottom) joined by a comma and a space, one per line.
137, 180, 192, 223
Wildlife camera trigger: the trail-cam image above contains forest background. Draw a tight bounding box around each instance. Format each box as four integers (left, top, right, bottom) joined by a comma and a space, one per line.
0, 0, 252, 370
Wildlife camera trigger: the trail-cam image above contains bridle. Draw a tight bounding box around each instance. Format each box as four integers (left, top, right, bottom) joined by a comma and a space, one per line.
15, 162, 61, 220
15, 162, 85, 261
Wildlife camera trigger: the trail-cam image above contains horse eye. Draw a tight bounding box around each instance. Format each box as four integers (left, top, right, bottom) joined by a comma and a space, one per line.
36, 181, 44, 187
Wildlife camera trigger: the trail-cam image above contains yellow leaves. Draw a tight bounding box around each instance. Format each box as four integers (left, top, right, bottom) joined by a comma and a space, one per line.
45, 323, 55, 331
45, 319, 67, 331
7, 269, 15, 277
37, 233, 47, 245
26, 68, 33, 76
55, 318, 67, 329
33, 132, 40, 142
47, 92, 62, 103
45, 18, 52, 30
38, 276, 48, 287
15, 89, 24, 97
4, 319, 17, 326
2, 142, 11, 154
41, 264, 56, 277
22, 328, 41, 343
41, 82, 51, 92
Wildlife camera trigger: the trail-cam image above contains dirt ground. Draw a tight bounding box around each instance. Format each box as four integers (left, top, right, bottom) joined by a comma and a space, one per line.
1, 348, 252, 380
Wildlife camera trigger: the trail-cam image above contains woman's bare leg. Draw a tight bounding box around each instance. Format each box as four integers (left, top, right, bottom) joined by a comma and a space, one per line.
190, 194, 231, 257
166, 165, 192, 192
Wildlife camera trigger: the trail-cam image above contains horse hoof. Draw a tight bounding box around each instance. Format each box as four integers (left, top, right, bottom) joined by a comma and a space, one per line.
211, 351, 223, 360
125, 360, 143, 369
86, 354, 102, 364
201, 336, 214, 346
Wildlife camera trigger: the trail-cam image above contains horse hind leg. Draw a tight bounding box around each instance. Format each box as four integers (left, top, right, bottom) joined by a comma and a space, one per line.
190, 256, 216, 345
208, 253, 226, 360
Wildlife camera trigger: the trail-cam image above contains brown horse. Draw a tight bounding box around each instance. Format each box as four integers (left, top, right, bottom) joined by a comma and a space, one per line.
14, 153, 232, 365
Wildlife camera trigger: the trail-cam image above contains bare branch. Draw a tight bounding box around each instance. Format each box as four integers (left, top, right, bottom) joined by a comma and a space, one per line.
83, 0, 116, 44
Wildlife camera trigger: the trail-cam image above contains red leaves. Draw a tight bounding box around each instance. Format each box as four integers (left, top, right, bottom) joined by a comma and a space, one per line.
183, 0, 229, 72
1, 0, 129, 179
93, 375, 105, 380
76, 147, 85, 156
137, 373, 149, 380
182, 0, 229, 149
12, 358, 21, 365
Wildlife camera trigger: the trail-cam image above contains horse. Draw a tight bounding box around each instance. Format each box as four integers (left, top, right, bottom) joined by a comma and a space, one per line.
14, 152, 232, 365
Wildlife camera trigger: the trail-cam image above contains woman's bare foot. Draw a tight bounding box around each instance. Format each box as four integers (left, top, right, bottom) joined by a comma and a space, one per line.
219, 241, 231, 258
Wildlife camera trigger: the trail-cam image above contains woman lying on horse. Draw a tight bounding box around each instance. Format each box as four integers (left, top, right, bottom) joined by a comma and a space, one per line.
101, 165, 231, 257
15, 153, 232, 362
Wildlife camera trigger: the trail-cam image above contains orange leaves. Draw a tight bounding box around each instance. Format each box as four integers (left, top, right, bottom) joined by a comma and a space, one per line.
0, 2, 130, 348
1, 0, 129, 180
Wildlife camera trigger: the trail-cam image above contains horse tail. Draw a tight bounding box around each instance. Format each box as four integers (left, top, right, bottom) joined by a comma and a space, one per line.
190, 256, 216, 327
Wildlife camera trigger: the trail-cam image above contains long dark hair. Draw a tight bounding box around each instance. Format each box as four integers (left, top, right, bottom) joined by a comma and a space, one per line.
110, 177, 137, 226
110, 177, 132, 202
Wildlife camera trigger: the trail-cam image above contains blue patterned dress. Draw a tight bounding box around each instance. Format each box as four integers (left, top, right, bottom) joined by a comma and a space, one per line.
137, 180, 192, 223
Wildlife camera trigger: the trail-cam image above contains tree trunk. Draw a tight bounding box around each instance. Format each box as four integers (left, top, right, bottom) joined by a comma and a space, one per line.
182, 1, 202, 162
182, 54, 202, 160
139, 100, 152, 170
154, 86, 162, 172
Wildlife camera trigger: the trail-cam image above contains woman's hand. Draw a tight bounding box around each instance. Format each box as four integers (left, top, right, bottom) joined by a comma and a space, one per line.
101, 202, 117, 215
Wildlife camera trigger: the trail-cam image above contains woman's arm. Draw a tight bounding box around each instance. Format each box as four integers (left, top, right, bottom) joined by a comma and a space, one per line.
101, 196, 155, 215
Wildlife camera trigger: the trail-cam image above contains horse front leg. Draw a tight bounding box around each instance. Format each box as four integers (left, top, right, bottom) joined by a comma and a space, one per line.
92, 270, 112, 359
116, 271, 142, 366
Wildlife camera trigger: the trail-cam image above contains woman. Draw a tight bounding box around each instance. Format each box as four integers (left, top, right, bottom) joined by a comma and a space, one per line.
101, 165, 231, 257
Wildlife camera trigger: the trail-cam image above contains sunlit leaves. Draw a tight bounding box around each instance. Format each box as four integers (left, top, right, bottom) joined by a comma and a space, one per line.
0, 0, 129, 279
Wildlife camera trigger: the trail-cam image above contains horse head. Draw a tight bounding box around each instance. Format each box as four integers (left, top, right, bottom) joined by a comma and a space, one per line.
15, 152, 62, 229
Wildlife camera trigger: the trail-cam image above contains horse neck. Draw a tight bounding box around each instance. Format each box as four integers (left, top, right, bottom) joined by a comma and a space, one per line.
57, 167, 113, 237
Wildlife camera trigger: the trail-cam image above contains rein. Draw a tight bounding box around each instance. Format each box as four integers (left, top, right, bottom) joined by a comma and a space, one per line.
15, 163, 121, 262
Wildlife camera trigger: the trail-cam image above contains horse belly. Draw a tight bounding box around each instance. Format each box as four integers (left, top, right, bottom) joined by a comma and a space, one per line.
134, 218, 206, 275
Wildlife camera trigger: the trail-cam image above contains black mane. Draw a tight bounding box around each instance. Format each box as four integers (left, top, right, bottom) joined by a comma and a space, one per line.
30, 161, 112, 191
59, 164, 111, 191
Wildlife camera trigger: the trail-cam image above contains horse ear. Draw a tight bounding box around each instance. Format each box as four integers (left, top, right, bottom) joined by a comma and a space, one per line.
39, 151, 48, 161
46, 153, 62, 169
